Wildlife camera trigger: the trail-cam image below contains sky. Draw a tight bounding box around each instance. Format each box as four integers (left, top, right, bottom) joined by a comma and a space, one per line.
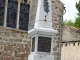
60, 0, 79, 22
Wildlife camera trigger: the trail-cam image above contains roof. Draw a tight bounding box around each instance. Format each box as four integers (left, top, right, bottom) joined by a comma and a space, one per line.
62, 25, 80, 42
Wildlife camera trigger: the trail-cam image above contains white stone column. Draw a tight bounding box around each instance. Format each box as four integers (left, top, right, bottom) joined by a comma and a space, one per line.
4, 0, 8, 27
51, 37, 54, 54
35, 35, 38, 53
16, 0, 21, 29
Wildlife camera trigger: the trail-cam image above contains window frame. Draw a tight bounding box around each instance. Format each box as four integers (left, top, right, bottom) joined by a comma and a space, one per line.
0, 0, 30, 31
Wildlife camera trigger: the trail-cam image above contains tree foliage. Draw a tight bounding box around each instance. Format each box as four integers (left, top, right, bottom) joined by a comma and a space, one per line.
74, 13, 80, 28
63, 20, 74, 26
63, 0, 80, 29
76, 0, 80, 12
75, 1, 80, 28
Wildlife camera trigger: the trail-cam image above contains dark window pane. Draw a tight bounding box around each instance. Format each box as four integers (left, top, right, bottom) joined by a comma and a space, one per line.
8, 0, 17, 2
7, 0, 17, 28
38, 36, 51, 52
19, 3, 30, 31
0, 0, 5, 26
32, 37, 35, 52
24, 0, 27, 2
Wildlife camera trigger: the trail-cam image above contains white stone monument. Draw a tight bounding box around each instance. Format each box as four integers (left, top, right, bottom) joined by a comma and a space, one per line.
28, 0, 58, 60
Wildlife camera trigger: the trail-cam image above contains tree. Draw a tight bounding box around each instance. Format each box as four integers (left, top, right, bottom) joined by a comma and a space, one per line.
75, 1, 80, 28
74, 13, 80, 28
76, 0, 80, 12
63, 1, 80, 28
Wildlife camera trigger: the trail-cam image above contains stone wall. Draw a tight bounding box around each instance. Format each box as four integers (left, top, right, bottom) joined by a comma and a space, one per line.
61, 42, 80, 60
28, 0, 38, 30
0, 0, 64, 60
52, 0, 64, 60
0, 27, 31, 60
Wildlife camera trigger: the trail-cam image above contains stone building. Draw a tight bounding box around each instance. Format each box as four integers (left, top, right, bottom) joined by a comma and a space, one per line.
0, 0, 64, 60
61, 25, 80, 60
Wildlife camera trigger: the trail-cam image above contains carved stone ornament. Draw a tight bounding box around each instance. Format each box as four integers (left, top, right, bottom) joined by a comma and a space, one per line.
43, 0, 49, 14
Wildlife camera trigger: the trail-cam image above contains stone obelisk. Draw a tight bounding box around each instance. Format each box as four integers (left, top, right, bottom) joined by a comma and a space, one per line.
28, 0, 58, 60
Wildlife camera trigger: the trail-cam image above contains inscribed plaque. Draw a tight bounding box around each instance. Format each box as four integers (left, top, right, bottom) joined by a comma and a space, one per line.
38, 36, 51, 52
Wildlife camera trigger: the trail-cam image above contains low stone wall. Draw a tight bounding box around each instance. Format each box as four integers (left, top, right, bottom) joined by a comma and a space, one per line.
61, 42, 80, 60
0, 27, 31, 60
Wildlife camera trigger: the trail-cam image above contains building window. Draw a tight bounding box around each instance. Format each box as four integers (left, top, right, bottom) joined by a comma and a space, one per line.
19, 3, 30, 31
0, 0, 30, 31
0, 0, 5, 26
7, 0, 18, 28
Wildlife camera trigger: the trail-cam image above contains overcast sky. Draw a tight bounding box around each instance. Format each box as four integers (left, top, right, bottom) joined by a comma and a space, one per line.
60, 0, 79, 21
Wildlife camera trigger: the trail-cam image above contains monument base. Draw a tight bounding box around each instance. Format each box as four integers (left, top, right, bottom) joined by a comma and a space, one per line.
28, 54, 54, 60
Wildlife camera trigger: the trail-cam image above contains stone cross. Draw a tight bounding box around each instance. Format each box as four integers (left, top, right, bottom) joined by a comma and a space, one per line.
28, 0, 58, 60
